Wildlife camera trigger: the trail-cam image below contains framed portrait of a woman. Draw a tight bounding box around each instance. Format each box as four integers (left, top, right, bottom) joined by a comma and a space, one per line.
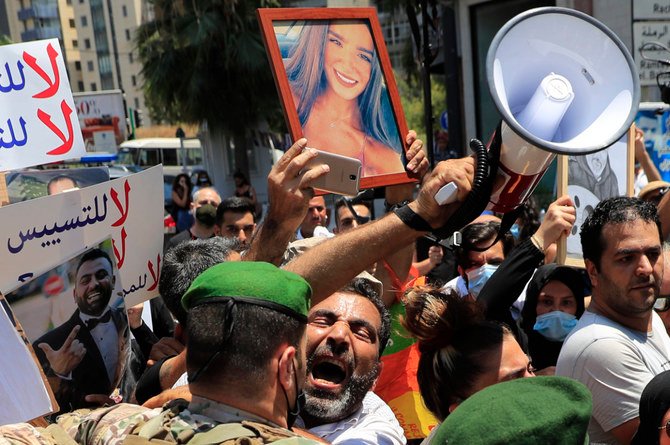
258, 8, 412, 189
556, 127, 635, 266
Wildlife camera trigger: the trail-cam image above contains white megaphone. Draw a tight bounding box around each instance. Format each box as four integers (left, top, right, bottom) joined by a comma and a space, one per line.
435, 7, 639, 214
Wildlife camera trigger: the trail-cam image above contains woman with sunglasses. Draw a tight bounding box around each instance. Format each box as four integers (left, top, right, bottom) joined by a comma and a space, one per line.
632, 370, 670, 445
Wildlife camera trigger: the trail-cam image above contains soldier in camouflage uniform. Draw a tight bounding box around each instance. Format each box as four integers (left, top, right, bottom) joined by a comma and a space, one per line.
0, 262, 323, 445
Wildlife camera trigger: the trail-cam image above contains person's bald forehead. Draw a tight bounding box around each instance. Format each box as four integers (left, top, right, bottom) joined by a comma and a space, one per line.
194, 187, 221, 203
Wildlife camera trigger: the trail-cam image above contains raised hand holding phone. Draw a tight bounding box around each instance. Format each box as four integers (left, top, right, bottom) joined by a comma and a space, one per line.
299, 148, 361, 196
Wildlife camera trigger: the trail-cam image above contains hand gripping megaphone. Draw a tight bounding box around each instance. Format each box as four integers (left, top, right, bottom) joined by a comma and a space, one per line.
433, 7, 640, 239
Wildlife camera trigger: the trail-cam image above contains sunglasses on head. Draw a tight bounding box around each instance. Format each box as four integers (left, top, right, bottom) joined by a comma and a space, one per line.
654, 297, 670, 313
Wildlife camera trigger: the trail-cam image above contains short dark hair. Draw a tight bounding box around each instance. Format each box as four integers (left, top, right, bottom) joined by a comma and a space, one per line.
339, 278, 390, 356
334, 198, 372, 228
334, 198, 372, 215
187, 302, 305, 387
580, 197, 662, 270
455, 222, 513, 269
216, 197, 256, 226
76, 248, 113, 275
159, 237, 239, 326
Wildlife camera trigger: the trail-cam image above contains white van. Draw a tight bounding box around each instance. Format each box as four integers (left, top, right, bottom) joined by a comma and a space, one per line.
118, 138, 204, 177
119, 138, 206, 207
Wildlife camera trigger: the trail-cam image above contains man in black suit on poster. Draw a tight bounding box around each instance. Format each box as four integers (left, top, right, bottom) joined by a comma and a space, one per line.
33, 248, 128, 413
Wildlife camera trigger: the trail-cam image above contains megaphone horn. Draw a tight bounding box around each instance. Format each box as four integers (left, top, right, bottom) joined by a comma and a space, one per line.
435, 7, 639, 216
487, 6, 639, 212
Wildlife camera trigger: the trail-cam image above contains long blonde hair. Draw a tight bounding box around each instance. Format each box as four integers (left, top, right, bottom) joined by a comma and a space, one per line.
284, 20, 402, 153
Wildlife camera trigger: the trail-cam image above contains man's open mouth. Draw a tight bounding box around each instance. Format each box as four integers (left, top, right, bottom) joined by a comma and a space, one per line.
309, 357, 350, 389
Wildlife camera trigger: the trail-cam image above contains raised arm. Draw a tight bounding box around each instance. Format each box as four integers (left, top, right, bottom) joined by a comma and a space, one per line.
285, 156, 475, 304
374, 130, 430, 307
244, 138, 328, 265
634, 126, 662, 183
479, 195, 575, 323
171, 189, 189, 208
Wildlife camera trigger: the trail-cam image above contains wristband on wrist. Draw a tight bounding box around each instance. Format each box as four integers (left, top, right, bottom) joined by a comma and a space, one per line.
393, 204, 433, 232
385, 199, 411, 213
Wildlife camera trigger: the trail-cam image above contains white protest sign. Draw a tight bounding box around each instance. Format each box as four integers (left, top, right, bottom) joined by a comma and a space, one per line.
0, 39, 86, 171
1, 165, 163, 307
0, 299, 54, 424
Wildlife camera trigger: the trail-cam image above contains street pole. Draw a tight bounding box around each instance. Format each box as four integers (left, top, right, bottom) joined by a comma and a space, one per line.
442, 4, 464, 156
421, 0, 434, 168
176, 127, 186, 173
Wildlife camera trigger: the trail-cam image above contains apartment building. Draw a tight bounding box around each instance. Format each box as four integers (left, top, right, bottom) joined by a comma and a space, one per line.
1, 0, 151, 125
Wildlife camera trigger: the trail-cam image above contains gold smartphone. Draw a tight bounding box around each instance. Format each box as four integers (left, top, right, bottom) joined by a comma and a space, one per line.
302, 148, 361, 196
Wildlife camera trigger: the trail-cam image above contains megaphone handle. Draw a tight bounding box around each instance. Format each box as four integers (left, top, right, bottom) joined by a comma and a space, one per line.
434, 181, 458, 205
430, 136, 495, 241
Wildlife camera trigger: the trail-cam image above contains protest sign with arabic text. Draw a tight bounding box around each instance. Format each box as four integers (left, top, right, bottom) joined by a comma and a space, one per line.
0, 166, 163, 307
0, 39, 86, 171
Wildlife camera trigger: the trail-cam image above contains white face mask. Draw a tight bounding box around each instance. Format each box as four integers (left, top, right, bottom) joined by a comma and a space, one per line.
466, 263, 499, 298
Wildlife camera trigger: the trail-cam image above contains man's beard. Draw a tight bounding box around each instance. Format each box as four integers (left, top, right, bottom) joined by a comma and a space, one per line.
303, 345, 380, 423
598, 270, 659, 315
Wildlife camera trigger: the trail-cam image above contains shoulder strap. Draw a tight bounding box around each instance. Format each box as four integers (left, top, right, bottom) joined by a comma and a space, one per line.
187, 423, 256, 445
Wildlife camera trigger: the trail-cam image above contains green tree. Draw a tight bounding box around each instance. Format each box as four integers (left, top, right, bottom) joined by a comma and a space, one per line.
396, 71, 446, 144
380, 0, 442, 162
136, 0, 281, 177
0, 35, 13, 46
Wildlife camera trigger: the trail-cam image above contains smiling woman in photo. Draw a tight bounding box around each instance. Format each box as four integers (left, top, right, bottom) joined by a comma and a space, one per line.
284, 20, 404, 176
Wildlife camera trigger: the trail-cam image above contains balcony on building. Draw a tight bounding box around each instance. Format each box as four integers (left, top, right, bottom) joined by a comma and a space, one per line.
21, 25, 61, 41
18, 3, 59, 21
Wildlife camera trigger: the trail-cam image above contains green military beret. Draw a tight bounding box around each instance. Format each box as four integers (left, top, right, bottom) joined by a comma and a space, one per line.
181, 261, 312, 322
429, 376, 592, 445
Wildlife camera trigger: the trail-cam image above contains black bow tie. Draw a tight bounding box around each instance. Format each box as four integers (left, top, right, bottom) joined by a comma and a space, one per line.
85, 310, 112, 330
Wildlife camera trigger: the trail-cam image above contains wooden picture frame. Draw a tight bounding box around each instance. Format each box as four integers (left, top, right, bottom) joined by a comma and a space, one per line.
258, 8, 413, 189
556, 127, 635, 266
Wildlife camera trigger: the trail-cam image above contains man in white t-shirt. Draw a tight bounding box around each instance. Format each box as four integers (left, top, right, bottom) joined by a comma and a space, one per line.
556, 197, 670, 445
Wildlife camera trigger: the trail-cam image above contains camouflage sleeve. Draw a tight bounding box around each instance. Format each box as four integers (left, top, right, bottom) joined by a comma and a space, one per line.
56, 404, 160, 445
0, 423, 59, 445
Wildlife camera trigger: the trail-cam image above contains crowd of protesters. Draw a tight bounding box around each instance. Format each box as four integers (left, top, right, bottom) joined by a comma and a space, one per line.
1, 127, 670, 445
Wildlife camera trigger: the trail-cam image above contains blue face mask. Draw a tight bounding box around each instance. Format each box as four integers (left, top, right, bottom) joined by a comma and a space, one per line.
510, 223, 520, 240
533, 311, 577, 342
466, 264, 499, 298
